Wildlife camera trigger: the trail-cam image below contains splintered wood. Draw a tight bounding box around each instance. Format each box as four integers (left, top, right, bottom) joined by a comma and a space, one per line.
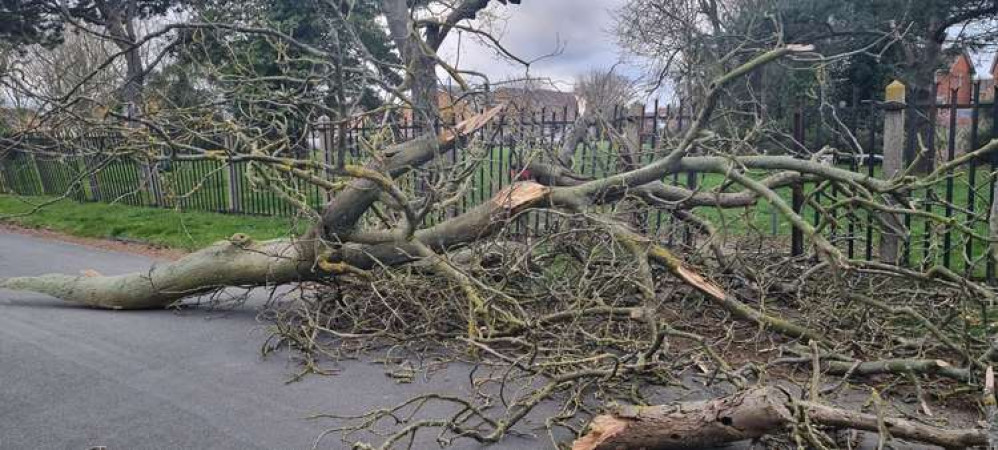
493, 181, 550, 211
438, 104, 506, 144
675, 264, 727, 300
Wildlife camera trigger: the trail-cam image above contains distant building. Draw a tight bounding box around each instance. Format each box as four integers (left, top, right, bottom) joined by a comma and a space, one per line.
491, 87, 579, 119
935, 50, 976, 105
399, 86, 578, 126
930, 49, 998, 158
934, 50, 998, 126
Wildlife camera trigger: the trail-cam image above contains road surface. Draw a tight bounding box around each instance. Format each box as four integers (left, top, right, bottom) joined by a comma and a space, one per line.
0, 232, 542, 449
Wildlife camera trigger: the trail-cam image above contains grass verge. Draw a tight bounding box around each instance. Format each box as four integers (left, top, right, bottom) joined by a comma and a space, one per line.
0, 195, 305, 251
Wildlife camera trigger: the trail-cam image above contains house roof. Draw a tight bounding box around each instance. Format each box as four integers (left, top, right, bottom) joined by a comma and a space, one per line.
941, 49, 976, 75
493, 87, 578, 114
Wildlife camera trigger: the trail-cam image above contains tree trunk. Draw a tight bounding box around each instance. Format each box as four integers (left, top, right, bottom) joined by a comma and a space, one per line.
120, 47, 145, 117
99, 1, 145, 116
904, 21, 944, 174
0, 180, 549, 309
381, 0, 439, 130
410, 54, 440, 130
0, 108, 515, 309
572, 387, 792, 450
573, 387, 988, 450
320, 105, 504, 237
558, 110, 593, 167
0, 238, 314, 309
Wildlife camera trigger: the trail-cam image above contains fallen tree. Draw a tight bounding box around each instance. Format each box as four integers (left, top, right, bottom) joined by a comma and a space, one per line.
4, 8, 998, 449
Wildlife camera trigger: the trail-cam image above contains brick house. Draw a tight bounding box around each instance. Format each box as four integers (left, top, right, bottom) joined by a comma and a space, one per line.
931, 50, 998, 158
491, 87, 579, 119
933, 50, 998, 128
935, 50, 976, 105
934, 50, 998, 103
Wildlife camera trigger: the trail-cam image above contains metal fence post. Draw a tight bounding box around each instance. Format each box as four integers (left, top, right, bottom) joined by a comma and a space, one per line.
316, 115, 336, 202
224, 134, 242, 213
139, 154, 164, 207
879, 80, 907, 264
79, 143, 101, 202
27, 151, 45, 195
790, 109, 804, 256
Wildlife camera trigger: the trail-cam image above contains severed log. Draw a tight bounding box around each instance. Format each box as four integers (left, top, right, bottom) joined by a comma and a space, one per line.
572, 387, 792, 450
573, 387, 987, 450
800, 401, 985, 449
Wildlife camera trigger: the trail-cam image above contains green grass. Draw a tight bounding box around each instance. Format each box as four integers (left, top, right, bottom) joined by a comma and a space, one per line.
5, 144, 997, 276
0, 195, 303, 251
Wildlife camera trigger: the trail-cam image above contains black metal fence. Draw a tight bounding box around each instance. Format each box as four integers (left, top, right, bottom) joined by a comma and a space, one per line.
781, 82, 998, 281
0, 104, 694, 217
2, 88, 997, 280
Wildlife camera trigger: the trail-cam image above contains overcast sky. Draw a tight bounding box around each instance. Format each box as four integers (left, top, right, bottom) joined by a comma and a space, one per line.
434, 1, 998, 103
436, 0, 662, 100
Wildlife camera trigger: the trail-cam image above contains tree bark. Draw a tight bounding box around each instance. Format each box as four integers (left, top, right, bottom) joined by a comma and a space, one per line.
572, 387, 792, 450
0, 179, 549, 309
573, 387, 988, 450
558, 110, 593, 167
381, 0, 439, 129
0, 238, 314, 309
320, 104, 504, 237
97, 0, 145, 115
903, 19, 945, 174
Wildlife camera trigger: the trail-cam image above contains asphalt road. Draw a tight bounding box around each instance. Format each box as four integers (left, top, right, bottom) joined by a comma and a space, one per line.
0, 232, 542, 450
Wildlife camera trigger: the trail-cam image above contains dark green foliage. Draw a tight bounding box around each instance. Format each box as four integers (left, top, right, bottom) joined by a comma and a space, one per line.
0, 0, 182, 49
190, 0, 398, 115
0, 0, 63, 48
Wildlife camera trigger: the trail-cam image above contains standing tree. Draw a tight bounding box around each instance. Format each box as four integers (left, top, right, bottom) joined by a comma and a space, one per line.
379, 0, 522, 128
0, 0, 183, 116
4, 29, 123, 118
559, 67, 634, 166
618, 0, 998, 168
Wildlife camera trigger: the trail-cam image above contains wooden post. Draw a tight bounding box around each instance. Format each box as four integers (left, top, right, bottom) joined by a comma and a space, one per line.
791, 183, 804, 255
879, 80, 907, 264
317, 115, 333, 166
883, 80, 906, 178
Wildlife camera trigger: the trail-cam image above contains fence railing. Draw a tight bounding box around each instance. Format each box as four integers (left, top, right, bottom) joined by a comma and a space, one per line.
0, 104, 694, 216
2, 89, 997, 281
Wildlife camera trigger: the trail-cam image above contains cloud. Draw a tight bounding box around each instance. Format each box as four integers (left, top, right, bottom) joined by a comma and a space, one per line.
437, 0, 643, 91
